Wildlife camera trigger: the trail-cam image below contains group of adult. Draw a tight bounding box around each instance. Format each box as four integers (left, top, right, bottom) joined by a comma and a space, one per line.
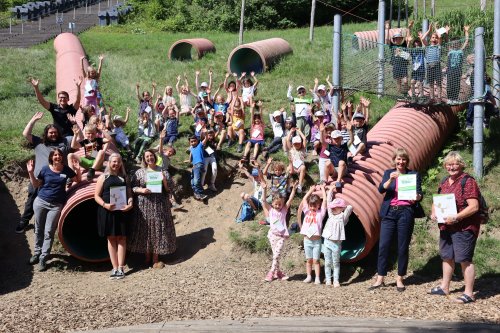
19, 79, 177, 276
371, 149, 481, 304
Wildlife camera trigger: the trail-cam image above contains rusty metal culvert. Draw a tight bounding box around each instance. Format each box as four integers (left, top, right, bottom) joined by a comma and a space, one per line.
168, 38, 215, 61
227, 38, 292, 75
336, 102, 463, 262
352, 28, 409, 51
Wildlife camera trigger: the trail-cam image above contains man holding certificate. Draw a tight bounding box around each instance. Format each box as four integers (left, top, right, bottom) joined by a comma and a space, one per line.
369, 148, 422, 292
429, 151, 481, 304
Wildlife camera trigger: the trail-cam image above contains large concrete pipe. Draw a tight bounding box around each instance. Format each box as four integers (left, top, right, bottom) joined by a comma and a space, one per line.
168, 38, 215, 61
352, 28, 408, 51
337, 103, 463, 262
227, 38, 292, 75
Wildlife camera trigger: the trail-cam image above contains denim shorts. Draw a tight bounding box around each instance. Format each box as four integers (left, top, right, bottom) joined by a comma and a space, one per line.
304, 238, 322, 260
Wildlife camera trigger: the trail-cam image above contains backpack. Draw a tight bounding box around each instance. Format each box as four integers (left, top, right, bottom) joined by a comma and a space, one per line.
235, 201, 255, 223
438, 175, 489, 224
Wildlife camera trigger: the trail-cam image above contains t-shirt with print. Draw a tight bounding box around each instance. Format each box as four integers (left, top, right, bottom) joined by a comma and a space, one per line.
32, 135, 71, 177
79, 138, 104, 159
267, 173, 288, 196
48, 103, 78, 138
300, 204, 326, 237
268, 206, 289, 237
353, 124, 368, 146
37, 165, 76, 204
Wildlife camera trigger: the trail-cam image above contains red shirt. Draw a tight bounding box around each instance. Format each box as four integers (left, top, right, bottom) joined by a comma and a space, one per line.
438, 172, 481, 237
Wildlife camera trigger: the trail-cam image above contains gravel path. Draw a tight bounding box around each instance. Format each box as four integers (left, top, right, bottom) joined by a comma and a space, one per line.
0, 175, 499, 333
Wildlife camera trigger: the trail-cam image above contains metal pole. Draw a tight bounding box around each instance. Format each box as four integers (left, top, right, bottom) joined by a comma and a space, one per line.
414, 0, 418, 20
99, 2, 101, 12
405, 0, 409, 27
332, 14, 342, 116
39, 16, 41, 31
431, 0, 435, 17
423, 0, 426, 17
9, 18, 12, 34
397, 0, 401, 28
309, 0, 316, 43
108, 0, 110, 8
473, 27, 485, 179
86, 1, 88, 14
422, 18, 429, 44
494, 0, 500, 108
239, 0, 245, 45
73, 7, 76, 19
21, 21, 24, 34
377, 0, 386, 97
389, 0, 393, 29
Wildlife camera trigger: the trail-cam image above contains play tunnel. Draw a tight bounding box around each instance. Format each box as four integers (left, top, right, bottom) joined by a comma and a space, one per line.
227, 38, 292, 75
168, 38, 215, 61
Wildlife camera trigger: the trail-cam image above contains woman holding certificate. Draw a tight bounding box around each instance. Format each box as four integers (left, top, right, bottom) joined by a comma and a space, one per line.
129, 149, 176, 268
369, 148, 422, 292
429, 151, 480, 304
95, 153, 133, 279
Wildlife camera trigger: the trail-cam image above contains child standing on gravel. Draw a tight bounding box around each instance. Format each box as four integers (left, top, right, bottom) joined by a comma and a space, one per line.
298, 185, 327, 285
322, 190, 352, 287
261, 180, 298, 282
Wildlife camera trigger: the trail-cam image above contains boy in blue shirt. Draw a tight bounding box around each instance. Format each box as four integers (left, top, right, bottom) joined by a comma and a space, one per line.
188, 135, 208, 200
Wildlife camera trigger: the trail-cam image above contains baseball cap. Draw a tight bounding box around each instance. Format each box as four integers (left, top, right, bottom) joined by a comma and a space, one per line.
251, 168, 259, 177
272, 110, 282, 118
314, 110, 325, 117
331, 130, 342, 139
317, 84, 326, 91
353, 112, 365, 119
201, 92, 209, 98
285, 116, 293, 123
328, 198, 347, 209
214, 111, 223, 117
200, 82, 209, 88
392, 32, 403, 39
296, 85, 306, 92
112, 115, 124, 123
292, 136, 302, 144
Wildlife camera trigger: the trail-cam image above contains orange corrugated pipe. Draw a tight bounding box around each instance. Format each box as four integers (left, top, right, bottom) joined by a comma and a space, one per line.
168, 38, 216, 61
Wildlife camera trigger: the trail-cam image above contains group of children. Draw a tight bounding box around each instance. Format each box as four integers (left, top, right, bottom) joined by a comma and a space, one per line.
388, 20, 472, 104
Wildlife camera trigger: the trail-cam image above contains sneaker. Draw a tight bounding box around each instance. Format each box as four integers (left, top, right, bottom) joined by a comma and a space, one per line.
236, 144, 243, 153
198, 193, 208, 200
303, 276, 312, 283
208, 184, 217, 192
347, 156, 353, 163
193, 193, 202, 201
109, 268, 118, 279
29, 254, 40, 265
333, 281, 341, 288
86, 168, 96, 181
314, 278, 321, 285
275, 271, 289, 281
264, 271, 274, 282
15, 221, 28, 234
38, 260, 47, 272
335, 181, 342, 189
258, 220, 269, 226
171, 202, 183, 211
115, 267, 125, 279
325, 280, 332, 286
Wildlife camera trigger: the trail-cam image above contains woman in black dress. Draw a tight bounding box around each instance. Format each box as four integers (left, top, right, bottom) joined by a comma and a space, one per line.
95, 153, 133, 279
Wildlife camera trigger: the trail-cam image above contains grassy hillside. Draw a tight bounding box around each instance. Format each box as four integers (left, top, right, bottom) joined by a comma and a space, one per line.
0, 21, 498, 276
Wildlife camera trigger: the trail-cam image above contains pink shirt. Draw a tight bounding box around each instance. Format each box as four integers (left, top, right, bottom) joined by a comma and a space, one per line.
300, 205, 326, 237
389, 181, 412, 206
250, 123, 265, 141
268, 206, 289, 237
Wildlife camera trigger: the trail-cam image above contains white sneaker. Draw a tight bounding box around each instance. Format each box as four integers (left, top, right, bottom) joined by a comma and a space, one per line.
333, 281, 341, 288
314, 278, 321, 285
325, 280, 332, 286
109, 269, 118, 280
115, 267, 125, 280
303, 276, 312, 283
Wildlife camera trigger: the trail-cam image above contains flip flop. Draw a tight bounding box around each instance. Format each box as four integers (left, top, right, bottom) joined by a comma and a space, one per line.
455, 294, 475, 304
429, 286, 448, 296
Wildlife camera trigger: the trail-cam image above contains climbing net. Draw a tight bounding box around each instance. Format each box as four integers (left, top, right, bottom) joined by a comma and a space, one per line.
341, 33, 475, 105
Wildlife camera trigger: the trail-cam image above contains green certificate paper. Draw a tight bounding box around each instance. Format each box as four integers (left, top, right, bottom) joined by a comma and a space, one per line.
397, 174, 417, 200
146, 171, 163, 193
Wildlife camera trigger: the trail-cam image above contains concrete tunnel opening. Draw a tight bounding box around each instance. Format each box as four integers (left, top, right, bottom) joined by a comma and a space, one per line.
229, 48, 264, 75
61, 199, 108, 261
170, 42, 199, 61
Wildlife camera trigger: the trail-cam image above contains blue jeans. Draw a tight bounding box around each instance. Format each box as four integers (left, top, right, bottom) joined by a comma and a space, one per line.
377, 206, 415, 276
323, 239, 342, 283
33, 197, 63, 262
191, 163, 204, 195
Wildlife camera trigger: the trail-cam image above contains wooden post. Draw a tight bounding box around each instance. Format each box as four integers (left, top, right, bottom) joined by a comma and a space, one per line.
239, 0, 245, 45
309, 0, 316, 42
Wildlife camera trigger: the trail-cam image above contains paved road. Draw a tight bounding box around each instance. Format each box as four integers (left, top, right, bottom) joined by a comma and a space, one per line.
82, 316, 500, 333
0, 1, 111, 48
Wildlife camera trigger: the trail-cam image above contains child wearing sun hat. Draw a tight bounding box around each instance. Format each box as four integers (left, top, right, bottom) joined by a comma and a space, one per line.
322, 191, 353, 287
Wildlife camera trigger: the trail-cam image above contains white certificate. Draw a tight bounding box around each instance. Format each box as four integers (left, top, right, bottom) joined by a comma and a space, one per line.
272, 218, 285, 233
235, 120, 243, 128
252, 129, 261, 138
348, 144, 357, 155
433, 194, 458, 224
436, 27, 447, 37
306, 222, 318, 238
195, 124, 202, 132
292, 159, 304, 169
146, 171, 163, 193
353, 135, 362, 146
205, 146, 214, 155
323, 149, 330, 156
397, 174, 417, 200
110, 186, 127, 211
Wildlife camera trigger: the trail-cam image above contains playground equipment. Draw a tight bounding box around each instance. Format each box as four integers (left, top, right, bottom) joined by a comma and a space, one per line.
168, 38, 216, 61
352, 28, 408, 51
227, 38, 292, 74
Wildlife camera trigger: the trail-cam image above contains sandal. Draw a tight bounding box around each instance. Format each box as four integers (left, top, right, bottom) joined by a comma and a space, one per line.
429, 286, 449, 296
455, 294, 475, 304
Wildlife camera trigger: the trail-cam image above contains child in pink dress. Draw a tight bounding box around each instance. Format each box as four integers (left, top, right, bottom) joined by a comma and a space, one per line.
81, 55, 104, 110
262, 180, 298, 282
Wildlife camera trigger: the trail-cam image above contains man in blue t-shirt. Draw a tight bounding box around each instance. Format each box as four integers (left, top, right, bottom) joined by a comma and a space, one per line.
188, 136, 208, 200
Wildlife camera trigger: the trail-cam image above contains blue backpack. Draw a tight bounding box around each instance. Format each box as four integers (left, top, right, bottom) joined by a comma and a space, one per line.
235, 201, 255, 223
